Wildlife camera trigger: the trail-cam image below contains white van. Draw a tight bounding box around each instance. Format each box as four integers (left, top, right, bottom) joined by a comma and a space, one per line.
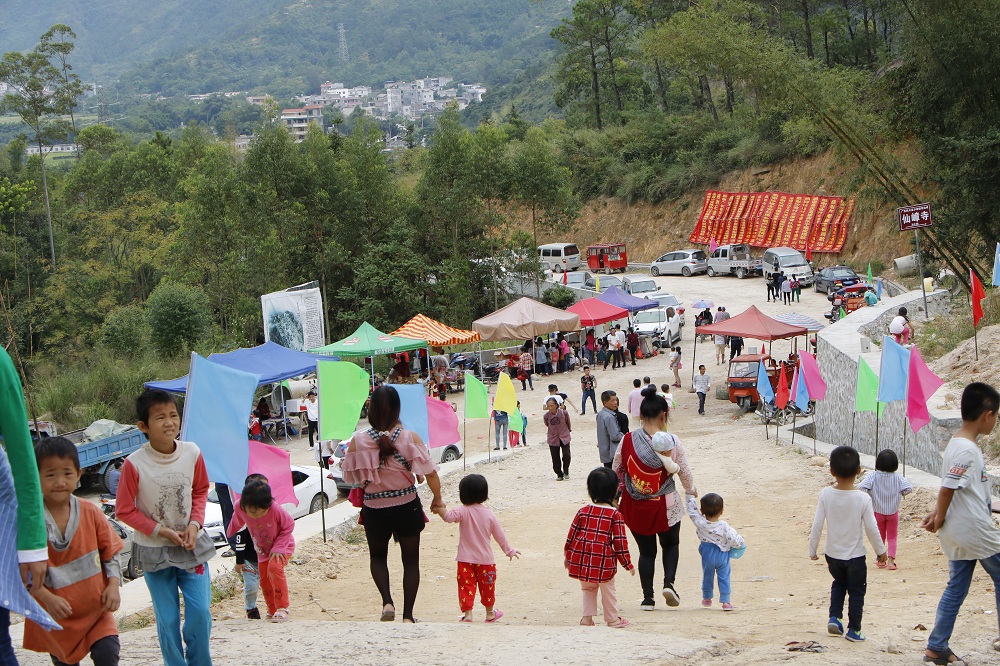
762, 247, 814, 285
538, 243, 581, 272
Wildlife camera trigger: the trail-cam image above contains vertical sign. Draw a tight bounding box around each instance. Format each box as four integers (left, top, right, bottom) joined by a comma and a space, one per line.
896, 203, 932, 319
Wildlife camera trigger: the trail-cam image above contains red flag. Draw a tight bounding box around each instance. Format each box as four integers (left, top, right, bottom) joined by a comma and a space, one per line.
805, 245, 813, 262
775, 364, 790, 409
906, 346, 944, 434
562, 268, 568, 285
972, 269, 987, 327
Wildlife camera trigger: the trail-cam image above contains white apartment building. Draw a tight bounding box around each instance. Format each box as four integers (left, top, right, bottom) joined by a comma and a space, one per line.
280, 105, 325, 142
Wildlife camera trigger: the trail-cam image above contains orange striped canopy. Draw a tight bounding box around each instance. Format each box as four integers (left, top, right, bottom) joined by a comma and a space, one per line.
390, 313, 481, 346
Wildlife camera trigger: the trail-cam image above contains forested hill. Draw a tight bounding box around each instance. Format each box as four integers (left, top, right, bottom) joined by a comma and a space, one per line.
118, 0, 570, 96
0, 0, 289, 82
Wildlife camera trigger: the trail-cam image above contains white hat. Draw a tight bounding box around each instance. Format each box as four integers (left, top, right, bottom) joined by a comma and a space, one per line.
651, 431, 676, 453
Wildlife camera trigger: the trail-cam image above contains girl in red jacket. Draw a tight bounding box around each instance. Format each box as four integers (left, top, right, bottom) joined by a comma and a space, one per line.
564, 467, 635, 628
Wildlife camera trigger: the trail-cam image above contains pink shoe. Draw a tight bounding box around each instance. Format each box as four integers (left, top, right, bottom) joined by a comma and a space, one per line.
721, 603, 735, 611
608, 616, 631, 628
702, 599, 712, 608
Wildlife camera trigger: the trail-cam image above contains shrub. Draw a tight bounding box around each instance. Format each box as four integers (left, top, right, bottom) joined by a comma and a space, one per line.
146, 282, 210, 357
100, 305, 149, 356
541, 285, 576, 309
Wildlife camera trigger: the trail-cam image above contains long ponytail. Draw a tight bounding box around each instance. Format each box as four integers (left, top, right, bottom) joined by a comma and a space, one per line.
368, 385, 401, 464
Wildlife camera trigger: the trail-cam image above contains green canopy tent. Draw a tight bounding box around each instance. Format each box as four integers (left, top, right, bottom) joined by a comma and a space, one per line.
310, 322, 428, 387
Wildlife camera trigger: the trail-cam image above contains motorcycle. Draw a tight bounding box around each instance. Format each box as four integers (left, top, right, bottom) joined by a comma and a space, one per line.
101, 494, 117, 517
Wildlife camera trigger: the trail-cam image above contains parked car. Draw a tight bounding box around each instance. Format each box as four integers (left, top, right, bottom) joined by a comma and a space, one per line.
538, 243, 582, 272
762, 247, 814, 285
813, 265, 862, 294
650, 249, 708, 277
107, 515, 143, 579
633, 307, 681, 346
623, 276, 660, 296
551, 271, 591, 288
206, 464, 333, 536
706, 244, 763, 278
328, 437, 464, 493
643, 292, 685, 325
582, 275, 623, 293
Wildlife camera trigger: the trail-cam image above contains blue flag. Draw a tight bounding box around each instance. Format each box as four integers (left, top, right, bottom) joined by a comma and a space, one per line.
877, 336, 911, 403
756, 358, 775, 404
793, 366, 810, 409
876, 277, 882, 300
182, 353, 260, 488
993, 242, 1000, 287
393, 384, 430, 446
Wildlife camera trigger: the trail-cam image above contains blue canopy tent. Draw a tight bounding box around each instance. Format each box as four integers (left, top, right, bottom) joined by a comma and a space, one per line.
144, 342, 338, 393
596, 286, 659, 313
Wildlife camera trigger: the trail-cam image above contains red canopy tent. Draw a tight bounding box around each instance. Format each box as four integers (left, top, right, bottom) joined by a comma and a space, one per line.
690, 305, 808, 386
567, 298, 630, 327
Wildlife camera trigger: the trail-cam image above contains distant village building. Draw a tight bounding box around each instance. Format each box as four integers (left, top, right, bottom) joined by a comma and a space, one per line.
246, 95, 269, 105
25, 143, 79, 156
280, 105, 325, 142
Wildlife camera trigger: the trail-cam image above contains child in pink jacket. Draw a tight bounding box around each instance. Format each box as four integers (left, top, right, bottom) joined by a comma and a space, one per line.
433, 474, 519, 623
226, 478, 295, 622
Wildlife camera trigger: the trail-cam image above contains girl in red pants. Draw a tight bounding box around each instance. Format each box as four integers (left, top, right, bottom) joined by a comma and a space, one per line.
227, 478, 296, 621
433, 474, 519, 622
858, 450, 912, 570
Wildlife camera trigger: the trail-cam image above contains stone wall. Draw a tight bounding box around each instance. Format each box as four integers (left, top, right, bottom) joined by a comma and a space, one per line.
814, 288, 958, 477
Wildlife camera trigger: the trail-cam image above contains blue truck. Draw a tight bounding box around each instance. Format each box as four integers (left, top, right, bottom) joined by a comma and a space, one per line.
61, 426, 147, 492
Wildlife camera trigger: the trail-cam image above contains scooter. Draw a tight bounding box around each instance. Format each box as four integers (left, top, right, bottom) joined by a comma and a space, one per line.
101, 494, 117, 517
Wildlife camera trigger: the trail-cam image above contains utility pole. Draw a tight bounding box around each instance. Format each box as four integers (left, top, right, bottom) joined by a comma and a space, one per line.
338, 23, 349, 62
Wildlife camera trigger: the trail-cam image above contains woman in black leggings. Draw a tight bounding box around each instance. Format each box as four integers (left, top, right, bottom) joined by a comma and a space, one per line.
342, 386, 445, 622
613, 386, 698, 609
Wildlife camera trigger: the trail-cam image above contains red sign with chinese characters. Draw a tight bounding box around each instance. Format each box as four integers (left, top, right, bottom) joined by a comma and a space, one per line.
897, 203, 932, 231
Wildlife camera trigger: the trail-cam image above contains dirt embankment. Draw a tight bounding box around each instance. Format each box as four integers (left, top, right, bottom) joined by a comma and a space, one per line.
536, 150, 914, 268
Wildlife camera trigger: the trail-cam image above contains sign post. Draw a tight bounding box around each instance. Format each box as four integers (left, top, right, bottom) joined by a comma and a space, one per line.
896, 203, 932, 320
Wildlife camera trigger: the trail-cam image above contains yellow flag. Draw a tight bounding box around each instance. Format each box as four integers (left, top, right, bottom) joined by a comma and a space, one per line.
595, 275, 601, 292
493, 372, 518, 414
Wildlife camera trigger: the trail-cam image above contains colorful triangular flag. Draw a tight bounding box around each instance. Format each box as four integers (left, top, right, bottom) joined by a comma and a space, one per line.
775, 364, 790, 409
493, 372, 518, 414
993, 242, 1000, 287
855, 357, 886, 416
798, 351, 827, 401
756, 358, 775, 404
867, 263, 874, 287
877, 336, 911, 403
465, 372, 489, 419
906, 346, 944, 434
972, 269, 987, 327
709, 238, 719, 254
317, 361, 371, 440
792, 365, 810, 409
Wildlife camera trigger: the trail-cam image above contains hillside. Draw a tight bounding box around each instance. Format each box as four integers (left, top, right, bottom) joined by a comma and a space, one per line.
117, 0, 571, 96
537, 150, 913, 269
0, 0, 288, 81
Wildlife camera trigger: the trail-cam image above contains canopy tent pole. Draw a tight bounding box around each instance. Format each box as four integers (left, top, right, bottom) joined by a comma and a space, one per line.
690, 333, 698, 391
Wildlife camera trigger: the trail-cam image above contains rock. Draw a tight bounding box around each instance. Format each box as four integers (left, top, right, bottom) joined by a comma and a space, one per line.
914, 623, 927, 630
887, 642, 903, 654
325, 572, 338, 579
809, 456, 827, 467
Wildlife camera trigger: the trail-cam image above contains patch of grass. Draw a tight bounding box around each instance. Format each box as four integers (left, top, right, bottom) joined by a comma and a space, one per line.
344, 526, 367, 546
117, 609, 155, 632
918, 291, 1000, 362
210, 571, 243, 604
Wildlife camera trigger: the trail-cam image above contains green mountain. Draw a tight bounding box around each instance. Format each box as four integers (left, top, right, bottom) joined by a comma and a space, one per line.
119, 0, 571, 95
0, 0, 288, 82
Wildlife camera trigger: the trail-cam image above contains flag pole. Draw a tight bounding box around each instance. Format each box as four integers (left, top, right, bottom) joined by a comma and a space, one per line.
463, 414, 467, 471
850, 410, 857, 448
875, 406, 881, 456
791, 405, 797, 449
812, 402, 817, 456
902, 421, 907, 477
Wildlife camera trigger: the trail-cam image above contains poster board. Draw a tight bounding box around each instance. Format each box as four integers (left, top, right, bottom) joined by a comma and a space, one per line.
261, 282, 326, 351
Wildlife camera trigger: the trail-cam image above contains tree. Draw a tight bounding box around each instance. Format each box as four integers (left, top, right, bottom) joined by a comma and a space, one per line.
146, 281, 210, 356
37, 25, 88, 147
509, 128, 577, 297
0, 48, 66, 265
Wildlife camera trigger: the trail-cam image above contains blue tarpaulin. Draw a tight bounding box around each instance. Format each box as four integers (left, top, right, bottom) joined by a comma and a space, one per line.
144, 341, 337, 393
596, 286, 658, 313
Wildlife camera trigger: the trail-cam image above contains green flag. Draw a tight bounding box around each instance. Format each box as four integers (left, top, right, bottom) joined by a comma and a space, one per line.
867, 263, 874, 287
855, 357, 886, 416
317, 361, 371, 440
839, 306, 847, 319
465, 372, 489, 419
509, 407, 524, 433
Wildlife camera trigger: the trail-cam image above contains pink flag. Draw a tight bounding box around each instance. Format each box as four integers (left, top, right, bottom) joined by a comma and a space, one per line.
427, 397, 460, 448
798, 351, 827, 401
248, 439, 298, 506
709, 238, 719, 253
906, 346, 944, 434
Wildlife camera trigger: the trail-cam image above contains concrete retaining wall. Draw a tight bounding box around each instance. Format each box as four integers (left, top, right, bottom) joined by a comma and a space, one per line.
814, 288, 960, 478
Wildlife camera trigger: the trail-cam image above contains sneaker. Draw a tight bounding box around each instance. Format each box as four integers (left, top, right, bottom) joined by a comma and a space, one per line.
721, 603, 735, 611
246, 607, 261, 620
640, 599, 655, 611
556, 475, 565, 481
564, 472, 569, 480
845, 629, 865, 642
662, 585, 680, 607
701, 599, 712, 608
827, 617, 844, 636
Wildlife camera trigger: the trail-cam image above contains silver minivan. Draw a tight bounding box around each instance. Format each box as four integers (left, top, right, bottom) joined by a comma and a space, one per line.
762, 247, 814, 285
538, 243, 581, 272
650, 249, 708, 276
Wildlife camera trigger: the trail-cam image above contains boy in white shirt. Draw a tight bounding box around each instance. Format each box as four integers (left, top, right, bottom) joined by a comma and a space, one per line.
687, 494, 744, 611
808, 445, 887, 643
921, 382, 1000, 665
304, 390, 319, 449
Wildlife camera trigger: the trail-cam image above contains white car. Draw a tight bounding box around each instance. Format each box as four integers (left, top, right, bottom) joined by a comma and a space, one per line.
643, 292, 685, 326
622, 276, 660, 296
328, 438, 464, 494
633, 307, 681, 346
205, 465, 334, 544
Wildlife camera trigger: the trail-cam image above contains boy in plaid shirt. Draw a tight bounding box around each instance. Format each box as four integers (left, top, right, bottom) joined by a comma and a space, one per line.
565, 467, 635, 628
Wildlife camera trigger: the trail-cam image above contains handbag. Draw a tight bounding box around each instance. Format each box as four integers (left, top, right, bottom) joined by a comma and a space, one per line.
348, 487, 364, 508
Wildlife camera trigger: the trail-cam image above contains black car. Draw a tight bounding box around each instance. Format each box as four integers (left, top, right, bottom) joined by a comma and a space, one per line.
814, 266, 861, 294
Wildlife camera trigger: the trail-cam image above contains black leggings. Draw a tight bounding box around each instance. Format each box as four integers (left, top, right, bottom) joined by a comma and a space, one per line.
51, 635, 120, 666
365, 530, 422, 621
307, 419, 319, 447
631, 523, 681, 602
549, 443, 571, 477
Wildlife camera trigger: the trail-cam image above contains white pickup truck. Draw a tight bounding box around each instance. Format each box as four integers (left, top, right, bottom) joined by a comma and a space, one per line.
706, 244, 763, 279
